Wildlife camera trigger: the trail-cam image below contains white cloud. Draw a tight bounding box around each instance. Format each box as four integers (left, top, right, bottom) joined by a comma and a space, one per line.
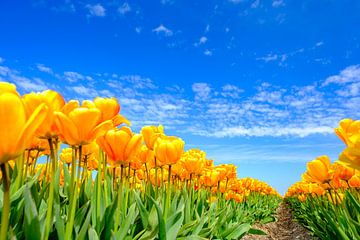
199, 36, 207, 44
322, 65, 360, 86
118, 2, 131, 15
0, 66, 11, 76
152, 24, 173, 36
221, 84, 243, 98
86, 4, 106, 17
64, 71, 85, 82
204, 49, 213, 56
68, 85, 99, 98
200, 125, 333, 138
205, 24, 210, 33
315, 41, 324, 47
257, 53, 279, 62
37, 64, 53, 74
135, 27, 142, 33
251, 0, 260, 8
192, 83, 211, 100
229, 0, 244, 4
119, 75, 157, 89
194, 36, 207, 46
272, 0, 284, 7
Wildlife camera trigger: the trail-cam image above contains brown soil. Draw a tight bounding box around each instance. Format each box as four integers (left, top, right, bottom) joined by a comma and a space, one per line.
243, 202, 315, 240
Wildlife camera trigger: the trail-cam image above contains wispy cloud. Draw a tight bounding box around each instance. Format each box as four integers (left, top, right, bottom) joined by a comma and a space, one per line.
204, 49, 213, 56
118, 2, 131, 15
322, 65, 360, 86
194, 36, 207, 47
86, 4, 106, 17
0, 57, 4, 64
2, 60, 359, 140
64, 71, 85, 82
152, 24, 173, 36
192, 83, 211, 100
36, 64, 53, 74
272, 0, 285, 8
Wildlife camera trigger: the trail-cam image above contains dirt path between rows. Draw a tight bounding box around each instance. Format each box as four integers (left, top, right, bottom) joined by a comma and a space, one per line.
243, 202, 315, 240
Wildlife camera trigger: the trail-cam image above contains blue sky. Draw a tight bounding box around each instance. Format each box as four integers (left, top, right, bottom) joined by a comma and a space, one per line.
1, 0, 360, 194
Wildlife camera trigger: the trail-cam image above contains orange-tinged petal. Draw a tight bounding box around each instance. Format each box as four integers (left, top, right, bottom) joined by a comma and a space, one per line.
54, 111, 79, 146
0, 82, 19, 95
17, 103, 49, 150
0, 92, 27, 162
69, 107, 101, 142
112, 114, 131, 126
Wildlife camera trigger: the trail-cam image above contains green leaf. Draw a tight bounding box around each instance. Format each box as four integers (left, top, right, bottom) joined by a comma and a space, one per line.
23, 185, 42, 240
248, 228, 267, 235
134, 191, 149, 229
77, 206, 92, 240
88, 227, 100, 240
166, 210, 184, 240
224, 223, 251, 240
148, 196, 167, 240
115, 203, 138, 240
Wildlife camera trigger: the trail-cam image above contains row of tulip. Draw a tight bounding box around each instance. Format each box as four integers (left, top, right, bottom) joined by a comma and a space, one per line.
285, 119, 360, 239
0, 81, 280, 239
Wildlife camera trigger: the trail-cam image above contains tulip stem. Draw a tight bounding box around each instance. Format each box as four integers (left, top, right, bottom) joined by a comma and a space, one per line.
114, 165, 124, 232
43, 138, 56, 240
96, 150, 102, 232
0, 163, 10, 240
164, 165, 172, 219
65, 145, 82, 240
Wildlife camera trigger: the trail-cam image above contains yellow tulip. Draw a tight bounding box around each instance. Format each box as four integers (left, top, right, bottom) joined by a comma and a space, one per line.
154, 136, 184, 165
22, 90, 65, 138
304, 155, 333, 184
94, 97, 130, 126
97, 127, 143, 166
181, 149, 206, 175
60, 148, 73, 164
54, 106, 113, 146
339, 147, 360, 171
335, 118, 360, 146
141, 125, 164, 150
0, 82, 48, 164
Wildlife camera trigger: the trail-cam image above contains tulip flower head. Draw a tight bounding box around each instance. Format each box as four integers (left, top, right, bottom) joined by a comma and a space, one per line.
154, 135, 185, 166
97, 126, 143, 166
0, 82, 48, 164
141, 125, 164, 150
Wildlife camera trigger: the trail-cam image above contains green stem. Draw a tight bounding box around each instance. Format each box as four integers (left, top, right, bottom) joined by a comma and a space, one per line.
164, 165, 172, 219
103, 153, 108, 206
114, 165, 124, 232
0, 164, 10, 240
43, 138, 56, 240
96, 151, 102, 232
65, 145, 82, 240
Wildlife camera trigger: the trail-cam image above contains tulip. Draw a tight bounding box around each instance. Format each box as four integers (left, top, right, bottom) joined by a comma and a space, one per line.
97, 127, 143, 166
181, 149, 206, 176
0, 82, 48, 164
54, 106, 113, 146
304, 155, 333, 184
94, 97, 130, 126
0, 82, 48, 240
22, 90, 65, 138
154, 136, 184, 166
60, 147, 73, 165
141, 125, 164, 150
335, 118, 360, 146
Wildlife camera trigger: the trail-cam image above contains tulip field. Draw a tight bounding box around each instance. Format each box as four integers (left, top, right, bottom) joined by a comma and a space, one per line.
0, 81, 359, 240
285, 119, 360, 240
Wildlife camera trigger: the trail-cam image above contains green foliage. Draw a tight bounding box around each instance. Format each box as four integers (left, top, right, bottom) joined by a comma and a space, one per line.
286, 190, 360, 240
0, 168, 281, 240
